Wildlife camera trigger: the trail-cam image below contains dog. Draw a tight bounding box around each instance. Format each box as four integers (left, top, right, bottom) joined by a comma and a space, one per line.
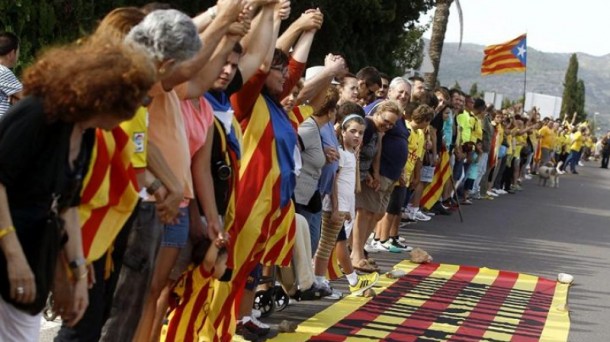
538, 163, 560, 188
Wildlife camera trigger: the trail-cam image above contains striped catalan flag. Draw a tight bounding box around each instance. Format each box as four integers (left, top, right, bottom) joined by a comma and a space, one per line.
79, 127, 139, 263
420, 147, 451, 210
481, 34, 527, 76
273, 261, 570, 342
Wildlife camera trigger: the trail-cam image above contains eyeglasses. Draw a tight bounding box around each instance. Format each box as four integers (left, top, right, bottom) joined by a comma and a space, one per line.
270, 65, 288, 75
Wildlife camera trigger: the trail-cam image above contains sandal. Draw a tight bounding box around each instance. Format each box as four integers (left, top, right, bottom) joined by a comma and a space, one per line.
353, 259, 379, 273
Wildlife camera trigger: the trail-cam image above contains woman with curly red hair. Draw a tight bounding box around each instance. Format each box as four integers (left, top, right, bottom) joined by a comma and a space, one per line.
0, 40, 155, 340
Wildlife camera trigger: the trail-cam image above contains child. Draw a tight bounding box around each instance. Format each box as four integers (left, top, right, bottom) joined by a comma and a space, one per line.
462, 141, 481, 205
313, 114, 379, 295
162, 236, 228, 341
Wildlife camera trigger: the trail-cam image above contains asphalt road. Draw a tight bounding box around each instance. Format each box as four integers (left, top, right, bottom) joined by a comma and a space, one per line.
40, 161, 610, 341
265, 161, 610, 341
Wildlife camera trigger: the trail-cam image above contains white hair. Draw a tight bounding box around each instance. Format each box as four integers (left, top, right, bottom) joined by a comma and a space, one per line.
389, 76, 410, 91
126, 9, 201, 63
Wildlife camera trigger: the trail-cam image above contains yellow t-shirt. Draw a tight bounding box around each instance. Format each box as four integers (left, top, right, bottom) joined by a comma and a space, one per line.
404, 121, 421, 187
120, 106, 148, 169
570, 131, 583, 151
538, 126, 555, 149
505, 133, 513, 156
471, 116, 483, 143
456, 111, 473, 144
515, 133, 527, 157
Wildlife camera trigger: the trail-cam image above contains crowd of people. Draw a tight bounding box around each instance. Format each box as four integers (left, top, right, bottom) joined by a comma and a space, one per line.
1, 1, 609, 341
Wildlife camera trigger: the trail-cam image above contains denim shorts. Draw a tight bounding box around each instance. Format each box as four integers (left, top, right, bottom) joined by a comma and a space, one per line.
161, 207, 189, 248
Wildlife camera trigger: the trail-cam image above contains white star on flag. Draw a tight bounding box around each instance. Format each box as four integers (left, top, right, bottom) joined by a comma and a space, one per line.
516, 44, 526, 58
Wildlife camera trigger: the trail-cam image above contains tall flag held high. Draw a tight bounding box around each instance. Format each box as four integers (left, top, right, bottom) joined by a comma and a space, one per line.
481, 34, 527, 75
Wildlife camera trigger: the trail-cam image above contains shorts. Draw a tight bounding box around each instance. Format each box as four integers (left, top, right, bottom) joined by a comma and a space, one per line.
386, 186, 407, 215
356, 176, 394, 214
161, 207, 190, 248
336, 226, 347, 242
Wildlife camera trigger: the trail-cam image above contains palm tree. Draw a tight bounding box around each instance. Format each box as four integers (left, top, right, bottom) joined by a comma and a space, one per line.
424, 0, 463, 89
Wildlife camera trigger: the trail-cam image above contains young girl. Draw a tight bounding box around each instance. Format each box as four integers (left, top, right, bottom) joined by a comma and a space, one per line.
312, 114, 379, 295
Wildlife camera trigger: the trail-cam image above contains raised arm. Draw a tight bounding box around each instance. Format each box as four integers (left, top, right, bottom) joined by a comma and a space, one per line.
297, 54, 347, 110
161, 0, 243, 91
239, 2, 277, 81
275, 8, 322, 54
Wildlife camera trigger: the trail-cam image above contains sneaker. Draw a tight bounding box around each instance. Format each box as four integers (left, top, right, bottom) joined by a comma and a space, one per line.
389, 238, 413, 252
524, 174, 533, 180
421, 209, 436, 216
364, 241, 383, 253
400, 210, 416, 222
572, 170, 579, 174
482, 194, 495, 200
471, 193, 482, 200
494, 188, 507, 195
237, 316, 270, 337
578, 161, 584, 166
395, 235, 407, 243
349, 272, 379, 296
486, 191, 499, 197
250, 315, 270, 330
380, 240, 403, 253
411, 209, 432, 222
431, 202, 451, 215
461, 199, 473, 205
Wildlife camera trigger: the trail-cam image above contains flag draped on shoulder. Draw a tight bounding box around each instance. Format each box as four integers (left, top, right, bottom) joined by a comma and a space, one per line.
420, 146, 451, 210
481, 34, 527, 75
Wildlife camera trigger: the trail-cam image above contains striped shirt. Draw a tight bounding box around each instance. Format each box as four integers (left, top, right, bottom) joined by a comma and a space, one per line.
0, 65, 22, 116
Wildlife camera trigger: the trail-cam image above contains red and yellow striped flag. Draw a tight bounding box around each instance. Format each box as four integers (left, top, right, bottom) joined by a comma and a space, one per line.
420, 147, 451, 210
481, 34, 527, 76
79, 127, 139, 263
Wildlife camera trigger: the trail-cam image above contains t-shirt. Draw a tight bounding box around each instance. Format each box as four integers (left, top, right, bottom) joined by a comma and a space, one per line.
181, 97, 214, 158
379, 116, 409, 181
481, 115, 494, 153
295, 117, 325, 205
404, 121, 421, 186
456, 111, 473, 144
148, 82, 193, 200
0, 65, 22, 116
570, 131, 583, 151
538, 126, 556, 149
317, 122, 340, 196
430, 111, 444, 152
323, 148, 356, 213
119, 107, 148, 169
471, 116, 483, 143
359, 117, 379, 174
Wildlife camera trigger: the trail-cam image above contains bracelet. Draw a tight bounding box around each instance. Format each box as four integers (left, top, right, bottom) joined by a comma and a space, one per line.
146, 179, 162, 195
0, 226, 15, 240
69, 256, 86, 270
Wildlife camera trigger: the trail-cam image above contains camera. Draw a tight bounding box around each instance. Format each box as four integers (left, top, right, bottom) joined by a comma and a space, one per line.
215, 160, 232, 181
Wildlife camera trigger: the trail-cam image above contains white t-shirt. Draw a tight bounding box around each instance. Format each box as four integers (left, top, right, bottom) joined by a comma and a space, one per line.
323, 148, 356, 213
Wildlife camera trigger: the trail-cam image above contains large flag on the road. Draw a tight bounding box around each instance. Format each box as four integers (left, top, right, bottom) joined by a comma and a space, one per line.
272, 261, 571, 341
421, 146, 451, 210
481, 34, 527, 75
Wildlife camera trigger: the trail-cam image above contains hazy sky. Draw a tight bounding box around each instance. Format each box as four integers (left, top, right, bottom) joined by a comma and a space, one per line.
419, 0, 610, 56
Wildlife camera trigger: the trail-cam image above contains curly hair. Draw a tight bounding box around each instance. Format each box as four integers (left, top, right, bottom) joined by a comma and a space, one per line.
23, 39, 156, 123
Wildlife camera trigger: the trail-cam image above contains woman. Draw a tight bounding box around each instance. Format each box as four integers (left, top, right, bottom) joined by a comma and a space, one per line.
0, 40, 154, 340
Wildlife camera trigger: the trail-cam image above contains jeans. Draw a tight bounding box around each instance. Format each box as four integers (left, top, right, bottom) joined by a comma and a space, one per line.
99, 202, 162, 342
55, 206, 137, 342
473, 152, 488, 195
565, 150, 580, 172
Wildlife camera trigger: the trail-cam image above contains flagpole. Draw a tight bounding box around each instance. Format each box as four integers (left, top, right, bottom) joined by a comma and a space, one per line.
522, 31, 528, 112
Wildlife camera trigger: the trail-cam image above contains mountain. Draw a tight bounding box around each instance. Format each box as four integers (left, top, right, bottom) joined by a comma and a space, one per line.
431, 41, 610, 127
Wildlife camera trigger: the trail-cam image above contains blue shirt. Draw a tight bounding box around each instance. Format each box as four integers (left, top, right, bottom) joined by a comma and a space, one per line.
379, 118, 409, 181
317, 122, 339, 196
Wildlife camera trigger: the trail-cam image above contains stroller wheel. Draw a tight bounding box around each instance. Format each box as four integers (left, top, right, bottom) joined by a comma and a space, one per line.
274, 286, 289, 311
253, 288, 275, 317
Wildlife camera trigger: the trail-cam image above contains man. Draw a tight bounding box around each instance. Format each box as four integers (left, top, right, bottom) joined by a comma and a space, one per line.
355, 66, 381, 106
538, 118, 557, 165
368, 77, 411, 252
601, 131, 610, 169
375, 72, 389, 100
409, 75, 426, 103
472, 98, 494, 199
0, 32, 22, 116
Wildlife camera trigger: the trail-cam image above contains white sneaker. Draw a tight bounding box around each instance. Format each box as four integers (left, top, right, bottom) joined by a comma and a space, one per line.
364, 241, 383, 253
524, 174, 533, 180
495, 188, 507, 195
578, 161, 584, 166
412, 209, 431, 222
486, 191, 498, 197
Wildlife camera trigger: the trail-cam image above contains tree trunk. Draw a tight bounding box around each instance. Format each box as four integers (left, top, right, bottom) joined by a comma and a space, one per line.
424, 0, 453, 89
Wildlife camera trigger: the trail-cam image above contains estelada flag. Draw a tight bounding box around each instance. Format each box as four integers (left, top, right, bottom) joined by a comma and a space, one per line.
481, 34, 527, 75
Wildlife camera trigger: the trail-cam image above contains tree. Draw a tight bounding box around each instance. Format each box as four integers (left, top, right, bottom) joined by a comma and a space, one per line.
452, 80, 461, 90
424, 0, 463, 89
469, 82, 478, 97
561, 53, 586, 122
2, 0, 434, 77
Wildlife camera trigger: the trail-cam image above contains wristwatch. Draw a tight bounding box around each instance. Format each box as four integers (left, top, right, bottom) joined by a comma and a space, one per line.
146, 179, 163, 195
69, 256, 86, 270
